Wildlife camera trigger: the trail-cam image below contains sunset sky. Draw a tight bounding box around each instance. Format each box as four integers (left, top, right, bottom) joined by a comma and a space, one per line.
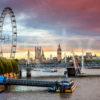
0, 0, 100, 58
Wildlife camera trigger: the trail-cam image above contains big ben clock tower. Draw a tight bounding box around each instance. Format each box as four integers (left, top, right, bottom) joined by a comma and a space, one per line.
57, 44, 62, 62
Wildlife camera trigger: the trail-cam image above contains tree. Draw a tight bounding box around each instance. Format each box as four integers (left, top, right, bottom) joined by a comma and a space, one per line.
0, 59, 4, 74
0, 57, 19, 74
11, 59, 19, 73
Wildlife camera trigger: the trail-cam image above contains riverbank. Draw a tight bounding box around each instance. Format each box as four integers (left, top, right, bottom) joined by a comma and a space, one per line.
3, 73, 18, 79
0, 73, 18, 92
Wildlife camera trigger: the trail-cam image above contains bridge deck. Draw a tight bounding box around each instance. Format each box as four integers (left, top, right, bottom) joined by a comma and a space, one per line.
6, 79, 58, 87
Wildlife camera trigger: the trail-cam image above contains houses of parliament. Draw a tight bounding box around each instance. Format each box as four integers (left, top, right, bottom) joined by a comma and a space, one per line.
34, 44, 62, 63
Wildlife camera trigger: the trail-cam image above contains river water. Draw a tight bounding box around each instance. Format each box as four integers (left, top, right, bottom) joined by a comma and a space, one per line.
0, 76, 100, 100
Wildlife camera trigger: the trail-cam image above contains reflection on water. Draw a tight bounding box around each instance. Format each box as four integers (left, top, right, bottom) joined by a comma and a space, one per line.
10, 86, 47, 92
1, 77, 100, 100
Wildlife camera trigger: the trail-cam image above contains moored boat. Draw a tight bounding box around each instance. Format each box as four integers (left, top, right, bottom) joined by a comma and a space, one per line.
48, 79, 77, 93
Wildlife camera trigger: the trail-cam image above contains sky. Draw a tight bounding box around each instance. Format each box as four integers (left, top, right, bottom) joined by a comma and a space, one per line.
0, 0, 100, 58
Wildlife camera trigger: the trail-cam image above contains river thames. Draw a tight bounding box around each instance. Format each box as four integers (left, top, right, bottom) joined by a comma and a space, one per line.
0, 77, 100, 100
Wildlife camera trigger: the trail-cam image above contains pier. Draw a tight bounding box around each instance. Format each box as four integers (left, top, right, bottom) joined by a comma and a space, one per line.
0, 76, 76, 93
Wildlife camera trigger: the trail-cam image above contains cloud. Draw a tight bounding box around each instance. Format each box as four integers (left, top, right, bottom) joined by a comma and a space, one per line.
0, 0, 100, 53
1, 0, 100, 34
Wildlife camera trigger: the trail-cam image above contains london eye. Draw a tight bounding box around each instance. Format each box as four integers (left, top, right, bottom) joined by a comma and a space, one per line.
0, 7, 17, 59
